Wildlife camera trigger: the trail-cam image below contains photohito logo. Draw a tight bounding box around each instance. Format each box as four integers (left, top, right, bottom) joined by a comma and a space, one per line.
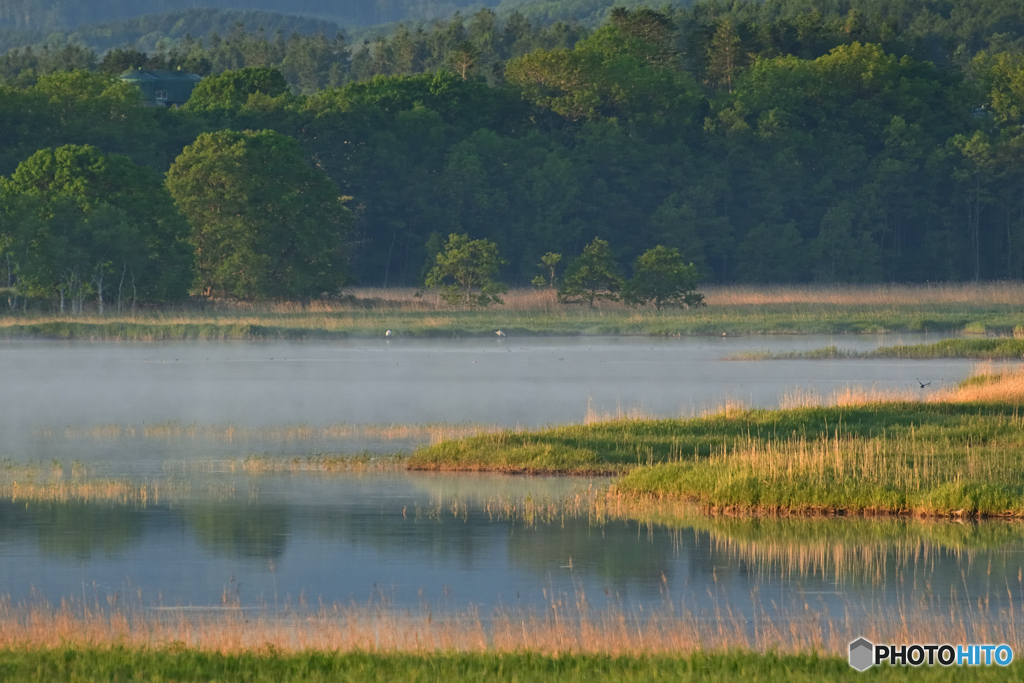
849, 638, 1013, 670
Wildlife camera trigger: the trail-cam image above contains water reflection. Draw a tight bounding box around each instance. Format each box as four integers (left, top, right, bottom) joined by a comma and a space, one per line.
0, 471, 1021, 622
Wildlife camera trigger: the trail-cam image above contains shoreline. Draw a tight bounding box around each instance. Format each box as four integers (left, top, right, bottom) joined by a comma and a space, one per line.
1, 283, 1024, 340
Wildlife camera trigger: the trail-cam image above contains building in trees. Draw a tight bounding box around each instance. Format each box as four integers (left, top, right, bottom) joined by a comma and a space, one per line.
119, 69, 202, 107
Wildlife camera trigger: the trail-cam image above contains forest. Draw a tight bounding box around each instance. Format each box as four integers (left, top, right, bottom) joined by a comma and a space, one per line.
0, 0, 1023, 304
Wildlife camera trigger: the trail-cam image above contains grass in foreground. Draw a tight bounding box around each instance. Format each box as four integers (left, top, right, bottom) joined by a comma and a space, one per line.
410, 367, 1024, 516
0, 649, 1019, 682
0, 589, 1019, 662
5, 283, 1024, 339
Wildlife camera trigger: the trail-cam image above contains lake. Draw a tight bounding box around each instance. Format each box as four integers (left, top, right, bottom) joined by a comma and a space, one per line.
0, 334, 1014, 630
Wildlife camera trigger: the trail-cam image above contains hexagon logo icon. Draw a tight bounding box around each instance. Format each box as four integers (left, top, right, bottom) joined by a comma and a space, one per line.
849, 637, 874, 671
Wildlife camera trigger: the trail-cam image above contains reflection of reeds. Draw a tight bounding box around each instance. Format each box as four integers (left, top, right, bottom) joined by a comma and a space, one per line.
0, 593, 1019, 656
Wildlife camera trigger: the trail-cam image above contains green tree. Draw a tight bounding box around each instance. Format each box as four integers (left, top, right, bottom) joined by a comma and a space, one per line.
505, 22, 700, 126
419, 231, 444, 285
0, 144, 191, 312
424, 233, 507, 307
558, 237, 623, 306
165, 129, 351, 300
706, 18, 744, 91
182, 66, 291, 112
622, 245, 704, 310
810, 204, 883, 282
531, 252, 562, 288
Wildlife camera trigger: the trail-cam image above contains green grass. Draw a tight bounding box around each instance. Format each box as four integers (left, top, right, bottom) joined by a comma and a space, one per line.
732, 338, 1024, 360
870, 338, 1024, 359
0, 648, 1020, 682
5, 291, 1024, 340
410, 402, 1024, 516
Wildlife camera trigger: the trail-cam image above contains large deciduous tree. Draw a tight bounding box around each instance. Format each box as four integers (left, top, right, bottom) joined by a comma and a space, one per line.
166, 129, 351, 300
0, 144, 191, 312
622, 245, 704, 310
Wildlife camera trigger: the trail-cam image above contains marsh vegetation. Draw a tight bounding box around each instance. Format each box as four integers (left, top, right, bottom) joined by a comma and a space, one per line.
2, 283, 1024, 339
0, 333, 1022, 676
412, 364, 1024, 516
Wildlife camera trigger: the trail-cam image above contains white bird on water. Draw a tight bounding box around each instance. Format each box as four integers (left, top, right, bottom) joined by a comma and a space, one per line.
495, 330, 505, 337
385, 329, 392, 337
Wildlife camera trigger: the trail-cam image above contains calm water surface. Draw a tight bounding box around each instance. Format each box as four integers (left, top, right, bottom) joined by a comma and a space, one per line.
0, 472, 1020, 623
0, 335, 1016, 622
0, 334, 974, 469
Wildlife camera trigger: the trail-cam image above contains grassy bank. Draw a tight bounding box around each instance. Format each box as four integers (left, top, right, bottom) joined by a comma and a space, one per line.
0, 649, 1018, 682
5, 283, 1024, 339
410, 369, 1024, 516
733, 338, 1024, 360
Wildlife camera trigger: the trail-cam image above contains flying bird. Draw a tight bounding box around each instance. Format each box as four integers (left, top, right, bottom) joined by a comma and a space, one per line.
495, 330, 505, 337
385, 329, 392, 337
916, 378, 932, 388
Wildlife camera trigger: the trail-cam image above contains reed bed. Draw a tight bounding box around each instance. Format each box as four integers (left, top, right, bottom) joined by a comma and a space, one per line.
735, 338, 1024, 361
701, 282, 1024, 306
0, 462, 232, 505
0, 591, 1019, 659
175, 453, 409, 474
53, 421, 499, 447
4, 283, 1024, 339
413, 365, 1024, 515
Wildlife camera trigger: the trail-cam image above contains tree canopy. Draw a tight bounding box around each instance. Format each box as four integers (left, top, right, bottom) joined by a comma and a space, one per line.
165, 129, 351, 299
1, 0, 1023, 303
424, 233, 508, 307
558, 237, 623, 306
622, 245, 704, 309
0, 144, 191, 309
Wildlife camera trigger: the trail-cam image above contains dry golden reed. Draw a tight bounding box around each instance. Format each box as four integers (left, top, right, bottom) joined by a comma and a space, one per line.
701, 282, 1024, 306
8, 282, 1018, 325
0, 595, 1017, 657
55, 421, 499, 446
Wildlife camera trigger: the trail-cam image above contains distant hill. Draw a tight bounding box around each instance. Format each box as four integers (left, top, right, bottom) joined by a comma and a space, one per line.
0, 0, 493, 32
0, 9, 350, 54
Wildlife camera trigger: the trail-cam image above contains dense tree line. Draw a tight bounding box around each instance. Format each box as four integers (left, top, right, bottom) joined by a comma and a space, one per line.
0, 0, 1023, 309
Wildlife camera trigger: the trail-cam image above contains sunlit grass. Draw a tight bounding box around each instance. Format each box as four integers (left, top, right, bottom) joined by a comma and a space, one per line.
410, 366, 1024, 516
0, 590, 1020, 661
733, 338, 1024, 360
5, 648, 1022, 682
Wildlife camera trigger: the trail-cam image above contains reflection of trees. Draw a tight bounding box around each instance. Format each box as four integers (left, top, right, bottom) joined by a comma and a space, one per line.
0, 501, 144, 560
507, 517, 674, 589
297, 506, 493, 570
185, 504, 289, 560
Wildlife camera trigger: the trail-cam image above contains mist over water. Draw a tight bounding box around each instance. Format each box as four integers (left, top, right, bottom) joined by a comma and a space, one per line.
0, 335, 971, 461
0, 334, 1007, 624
